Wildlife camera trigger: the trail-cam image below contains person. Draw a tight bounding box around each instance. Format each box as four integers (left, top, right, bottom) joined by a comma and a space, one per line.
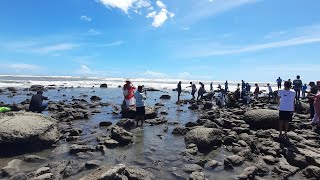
216, 89, 225, 107
241, 88, 250, 110
312, 81, 320, 128
308, 82, 319, 120
246, 83, 251, 93
123, 80, 136, 108
267, 83, 273, 99
177, 81, 182, 102
241, 80, 246, 90
134, 86, 146, 126
225, 81, 229, 92
29, 91, 48, 113
234, 87, 241, 101
210, 82, 213, 91
217, 84, 221, 90
302, 84, 307, 98
237, 83, 240, 89
254, 84, 259, 100
197, 82, 205, 100
277, 81, 295, 138
187, 82, 197, 100
293, 75, 303, 102
276, 77, 282, 90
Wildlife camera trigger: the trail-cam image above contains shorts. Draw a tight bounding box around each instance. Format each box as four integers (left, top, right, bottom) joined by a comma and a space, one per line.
279, 111, 293, 121
136, 106, 145, 116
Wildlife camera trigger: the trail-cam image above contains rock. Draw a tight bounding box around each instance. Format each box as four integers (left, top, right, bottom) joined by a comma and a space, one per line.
244, 109, 279, 129
32, 173, 54, 180
225, 155, 244, 166
189, 172, 207, 180
235, 166, 258, 180
0, 112, 59, 155
6, 87, 17, 92
29, 85, 45, 92
295, 102, 309, 114
23, 155, 47, 163
90, 96, 102, 101
185, 122, 197, 128
182, 164, 203, 173
69, 144, 95, 154
145, 117, 168, 125
285, 150, 308, 168
124, 166, 155, 180
202, 102, 213, 110
104, 139, 119, 148
116, 119, 135, 129
100, 84, 108, 88
99, 121, 112, 127
273, 161, 299, 179
172, 126, 189, 136
100, 164, 126, 179
110, 126, 133, 145
188, 104, 199, 110
1, 159, 22, 177
160, 95, 171, 99
206, 160, 219, 169
185, 128, 223, 153
85, 160, 101, 169
302, 166, 320, 179
121, 106, 157, 119
63, 160, 85, 178
35, 167, 51, 176
262, 155, 278, 165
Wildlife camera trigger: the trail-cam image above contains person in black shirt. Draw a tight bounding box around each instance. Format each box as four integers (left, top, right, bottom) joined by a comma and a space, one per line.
29, 91, 49, 113
177, 81, 182, 102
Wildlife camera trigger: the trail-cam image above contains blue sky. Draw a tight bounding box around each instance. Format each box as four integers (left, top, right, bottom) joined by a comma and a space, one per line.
0, 0, 319, 82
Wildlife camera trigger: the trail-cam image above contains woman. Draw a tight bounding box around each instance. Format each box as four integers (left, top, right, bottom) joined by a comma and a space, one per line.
123, 80, 136, 108
311, 81, 320, 127
197, 82, 205, 100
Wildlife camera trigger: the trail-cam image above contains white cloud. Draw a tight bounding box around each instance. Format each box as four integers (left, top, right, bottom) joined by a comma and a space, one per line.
143, 70, 167, 78
88, 29, 101, 35
5, 64, 41, 70
80, 15, 92, 22
98, 0, 151, 14
146, 1, 174, 28
102, 41, 125, 47
32, 43, 79, 53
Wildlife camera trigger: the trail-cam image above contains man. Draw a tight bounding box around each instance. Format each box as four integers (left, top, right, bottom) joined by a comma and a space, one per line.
293, 75, 303, 101
225, 81, 229, 92
210, 82, 213, 91
241, 80, 246, 90
177, 81, 182, 102
277, 81, 295, 138
308, 82, 318, 120
267, 83, 273, 100
188, 82, 197, 100
29, 91, 49, 113
254, 84, 259, 100
276, 77, 282, 90
134, 86, 146, 126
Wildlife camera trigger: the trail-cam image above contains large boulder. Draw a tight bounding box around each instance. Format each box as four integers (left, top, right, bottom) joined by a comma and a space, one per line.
121, 106, 157, 119
185, 128, 223, 153
244, 109, 279, 130
0, 112, 59, 155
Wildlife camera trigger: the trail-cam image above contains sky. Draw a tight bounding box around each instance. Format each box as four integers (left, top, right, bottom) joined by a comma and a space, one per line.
0, 0, 319, 82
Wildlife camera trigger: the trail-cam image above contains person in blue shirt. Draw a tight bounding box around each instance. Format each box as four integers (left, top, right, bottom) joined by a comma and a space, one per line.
276, 77, 282, 90
302, 84, 308, 98
134, 86, 146, 126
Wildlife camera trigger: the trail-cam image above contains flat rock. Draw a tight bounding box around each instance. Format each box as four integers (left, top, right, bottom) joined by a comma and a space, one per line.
244, 109, 279, 129
110, 126, 133, 145
181, 164, 203, 173
189, 171, 208, 180
1, 159, 22, 177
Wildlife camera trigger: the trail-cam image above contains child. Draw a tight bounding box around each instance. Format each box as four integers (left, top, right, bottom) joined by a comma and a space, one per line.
134, 86, 146, 126
302, 84, 307, 98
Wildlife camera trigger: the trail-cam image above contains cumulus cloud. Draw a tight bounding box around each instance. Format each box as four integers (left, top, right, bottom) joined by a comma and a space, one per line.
98, 0, 151, 14
80, 15, 92, 22
146, 1, 174, 28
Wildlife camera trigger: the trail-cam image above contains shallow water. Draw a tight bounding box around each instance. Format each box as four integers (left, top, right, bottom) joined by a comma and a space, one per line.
0, 87, 306, 179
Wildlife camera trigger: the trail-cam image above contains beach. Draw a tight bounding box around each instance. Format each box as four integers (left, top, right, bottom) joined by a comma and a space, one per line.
0, 75, 317, 180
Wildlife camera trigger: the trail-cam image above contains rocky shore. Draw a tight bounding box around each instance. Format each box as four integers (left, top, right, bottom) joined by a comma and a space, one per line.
0, 85, 319, 179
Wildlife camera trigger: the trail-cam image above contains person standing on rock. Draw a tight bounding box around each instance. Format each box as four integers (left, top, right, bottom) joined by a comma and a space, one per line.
277, 81, 295, 138
308, 82, 319, 120
177, 81, 182, 102
254, 84, 259, 100
267, 83, 273, 100
293, 75, 303, 102
29, 91, 49, 113
276, 77, 282, 90
312, 81, 320, 128
241, 80, 246, 90
123, 80, 136, 108
134, 86, 146, 126
210, 82, 213, 91
197, 82, 205, 100
187, 82, 197, 100
225, 81, 229, 92
302, 83, 307, 98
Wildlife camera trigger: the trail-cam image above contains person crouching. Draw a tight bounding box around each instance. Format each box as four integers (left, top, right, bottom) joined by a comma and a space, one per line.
29, 91, 49, 113
134, 86, 146, 127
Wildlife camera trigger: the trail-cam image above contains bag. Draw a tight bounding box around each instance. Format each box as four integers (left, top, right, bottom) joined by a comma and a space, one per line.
0, 107, 11, 113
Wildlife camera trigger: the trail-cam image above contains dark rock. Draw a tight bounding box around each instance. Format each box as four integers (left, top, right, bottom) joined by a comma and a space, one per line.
273, 161, 299, 179
116, 119, 135, 129
285, 150, 308, 169
29, 85, 45, 92
188, 104, 199, 110
172, 126, 189, 136
100, 84, 108, 88
90, 96, 102, 101
104, 139, 119, 148
160, 95, 171, 99
121, 106, 157, 119
185, 122, 197, 128
202, 102, 213, 110
85, 160, 101, 169
99, 121, 112, 127
225, 155, 244, 166
110, 126, 133, 145
302, 166, 320, 179
69, 144, 95, 154
124, 166, 155, 180
235, 166, 258, 180
244, 109, 279, 129
145, 117, 168, 125
185, 128, 223, 153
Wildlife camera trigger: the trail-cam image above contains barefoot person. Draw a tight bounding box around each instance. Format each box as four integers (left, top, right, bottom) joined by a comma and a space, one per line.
254, 83, 259, 100
188, 82, 197, 100
293, 75, 303, 102
29, 91, 49, 113
134, 86, 146, 126
277, 81, 295, 138
123, 80, 136, 108
276, 77, 282, 90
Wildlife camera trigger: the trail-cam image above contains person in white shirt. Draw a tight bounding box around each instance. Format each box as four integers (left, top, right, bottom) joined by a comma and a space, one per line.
277, 81, 295, 138
134, 86, 146, 126
267, 83, 273, 100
